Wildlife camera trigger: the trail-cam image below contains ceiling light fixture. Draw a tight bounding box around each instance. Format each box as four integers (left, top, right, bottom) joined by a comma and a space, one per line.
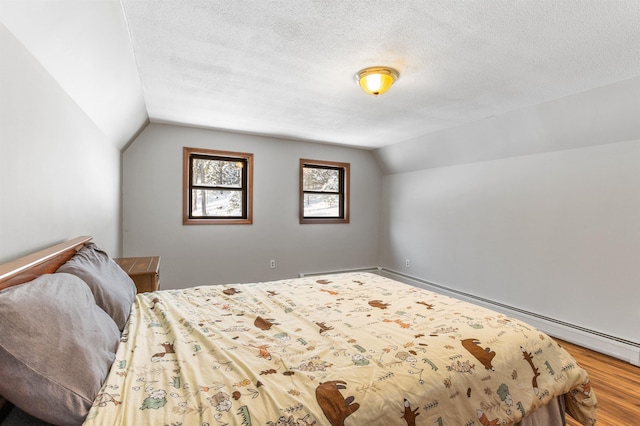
354, 66, 399, 96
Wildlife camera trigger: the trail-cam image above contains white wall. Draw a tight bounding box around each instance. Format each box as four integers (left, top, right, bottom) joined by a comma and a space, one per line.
380, 139, 640, 345
0, 24, 122, 262
122, 124, 382, 288
376, 79, 640, 353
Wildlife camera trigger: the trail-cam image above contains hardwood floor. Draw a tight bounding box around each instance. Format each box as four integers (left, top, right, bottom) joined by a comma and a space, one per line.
555, 339, 640, 426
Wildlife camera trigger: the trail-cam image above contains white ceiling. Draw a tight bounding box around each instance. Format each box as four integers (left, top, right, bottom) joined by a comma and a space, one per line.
2, 0, 640, 150
120, 0, 640, 148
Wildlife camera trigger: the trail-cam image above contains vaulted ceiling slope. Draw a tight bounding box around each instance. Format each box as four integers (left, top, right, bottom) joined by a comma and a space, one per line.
2, 1, 640, 150
1, 0, 148, 150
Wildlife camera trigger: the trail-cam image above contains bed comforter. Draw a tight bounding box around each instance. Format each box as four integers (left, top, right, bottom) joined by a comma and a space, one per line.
84, 272, 596, 425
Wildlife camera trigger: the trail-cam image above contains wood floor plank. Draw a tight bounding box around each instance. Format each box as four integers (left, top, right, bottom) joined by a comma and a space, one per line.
555, 339, 640, 426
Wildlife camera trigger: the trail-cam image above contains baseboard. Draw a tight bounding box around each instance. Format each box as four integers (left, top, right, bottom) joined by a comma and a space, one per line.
380, 268, 640, 367
298, 266, 380, 278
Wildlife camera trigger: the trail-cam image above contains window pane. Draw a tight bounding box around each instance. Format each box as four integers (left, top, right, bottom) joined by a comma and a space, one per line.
303, 167, 339, 192
192, 158, 243, 188
303, 193, 340, 217
191, 189, 242, 217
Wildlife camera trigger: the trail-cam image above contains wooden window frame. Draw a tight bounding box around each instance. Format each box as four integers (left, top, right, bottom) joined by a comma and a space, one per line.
299, 158, 350, 224
183, 147, 253, 225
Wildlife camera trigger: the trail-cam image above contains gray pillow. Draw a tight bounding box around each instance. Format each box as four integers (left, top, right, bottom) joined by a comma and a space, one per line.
0, 273, 120, 426
57, 243, 136, 330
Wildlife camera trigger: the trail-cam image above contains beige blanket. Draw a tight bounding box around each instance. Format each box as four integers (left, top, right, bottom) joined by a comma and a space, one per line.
84, 272, 596, 425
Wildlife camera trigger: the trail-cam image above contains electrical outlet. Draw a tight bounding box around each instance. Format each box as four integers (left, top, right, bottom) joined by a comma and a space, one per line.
405, 259, 410, 267
269, 259, 276, 269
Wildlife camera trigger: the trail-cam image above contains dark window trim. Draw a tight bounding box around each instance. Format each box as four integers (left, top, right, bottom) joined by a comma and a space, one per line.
299, 158, 350, 224
183, 147, 253, 225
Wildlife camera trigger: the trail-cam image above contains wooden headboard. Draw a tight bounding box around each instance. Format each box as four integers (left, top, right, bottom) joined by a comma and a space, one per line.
0, 236, 92, 291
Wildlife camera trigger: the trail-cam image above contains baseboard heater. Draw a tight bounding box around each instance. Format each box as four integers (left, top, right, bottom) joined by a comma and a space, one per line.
299, 266, 640, 366
299, 266, 380, 278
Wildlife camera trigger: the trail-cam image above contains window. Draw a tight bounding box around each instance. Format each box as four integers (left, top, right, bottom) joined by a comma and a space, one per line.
300, 159, 350, 224
183, 147, 253, 224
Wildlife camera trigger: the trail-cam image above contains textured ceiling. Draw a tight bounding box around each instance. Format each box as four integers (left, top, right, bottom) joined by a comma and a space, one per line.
2, 1, 639, 150
121, 0, 640, 148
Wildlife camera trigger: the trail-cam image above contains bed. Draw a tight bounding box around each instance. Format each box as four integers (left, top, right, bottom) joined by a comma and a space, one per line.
0, 237, 597, 426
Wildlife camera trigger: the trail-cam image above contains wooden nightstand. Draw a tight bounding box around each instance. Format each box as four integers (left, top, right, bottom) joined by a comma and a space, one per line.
114, 256, 160, 293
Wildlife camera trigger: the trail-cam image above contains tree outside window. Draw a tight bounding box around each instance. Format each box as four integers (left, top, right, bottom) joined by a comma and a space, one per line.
183, 147, 253, 225
300, 159, 350, 224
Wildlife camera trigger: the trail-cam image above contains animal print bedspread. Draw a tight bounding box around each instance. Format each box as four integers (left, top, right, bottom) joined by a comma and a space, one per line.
84, 272, 596, 425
